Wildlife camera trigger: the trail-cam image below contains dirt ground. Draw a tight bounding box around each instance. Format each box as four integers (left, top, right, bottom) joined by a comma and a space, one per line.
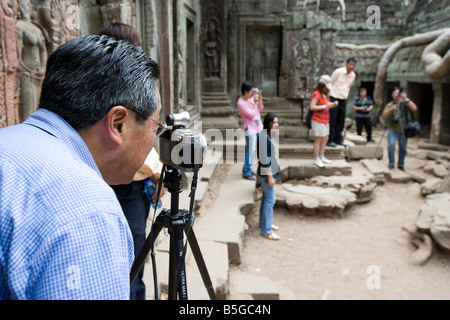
236, 129, 450, 300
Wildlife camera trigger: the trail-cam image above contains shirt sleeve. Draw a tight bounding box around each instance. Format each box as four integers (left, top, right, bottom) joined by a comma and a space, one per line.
133, 148, 163, 181
237, 98, 255, 121
29, 211, 133, 300
310, 90, 321, 101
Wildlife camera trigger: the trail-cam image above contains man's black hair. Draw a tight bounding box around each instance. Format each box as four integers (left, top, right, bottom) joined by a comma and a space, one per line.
241, 80, 256, 95
39, 35, 160, 129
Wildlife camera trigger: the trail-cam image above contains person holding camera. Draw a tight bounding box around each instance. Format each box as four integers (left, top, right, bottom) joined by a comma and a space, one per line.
237, 81, 264, 180
352, 87, 375, 143
382, 86, 417, 170
0, 35, 161, 299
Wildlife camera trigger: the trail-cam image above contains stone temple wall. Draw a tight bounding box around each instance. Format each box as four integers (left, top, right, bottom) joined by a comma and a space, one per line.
1, 0, 449, 144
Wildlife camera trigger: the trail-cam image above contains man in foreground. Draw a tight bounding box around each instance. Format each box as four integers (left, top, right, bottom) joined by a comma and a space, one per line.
0, 35, 161, 299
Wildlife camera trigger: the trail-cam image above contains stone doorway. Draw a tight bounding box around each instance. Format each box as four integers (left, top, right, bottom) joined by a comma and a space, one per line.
245, 25, 282, 97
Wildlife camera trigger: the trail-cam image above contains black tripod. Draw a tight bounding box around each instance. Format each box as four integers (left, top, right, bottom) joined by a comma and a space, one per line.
130, 165, 216, 300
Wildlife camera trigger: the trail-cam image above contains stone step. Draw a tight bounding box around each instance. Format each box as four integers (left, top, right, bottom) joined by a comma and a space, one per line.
228, 271, 280, 300
202, 100, 233, 108
280, 158, 353, 181
201, 106, 235, 114
279, 143, 347, 159
200, 116, 240, 132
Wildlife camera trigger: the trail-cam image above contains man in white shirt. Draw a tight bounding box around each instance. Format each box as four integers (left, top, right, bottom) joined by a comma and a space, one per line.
328, 57, 357, 147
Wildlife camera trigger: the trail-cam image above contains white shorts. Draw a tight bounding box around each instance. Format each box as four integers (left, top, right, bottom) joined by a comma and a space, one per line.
311, 120, 329, 137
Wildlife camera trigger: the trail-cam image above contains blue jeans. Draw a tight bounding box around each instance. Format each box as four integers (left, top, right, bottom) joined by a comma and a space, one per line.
387, 129, 407, 167
243, 132, 258, 177
259, 175, 276, 235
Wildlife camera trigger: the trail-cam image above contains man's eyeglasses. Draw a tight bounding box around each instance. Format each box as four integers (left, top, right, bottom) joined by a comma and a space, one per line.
125, 106, 167, 137
148, 117, 167, 137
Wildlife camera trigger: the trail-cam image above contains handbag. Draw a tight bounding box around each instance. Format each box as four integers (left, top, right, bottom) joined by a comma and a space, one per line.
405, 121, 421, 138
403, 105, 421, 138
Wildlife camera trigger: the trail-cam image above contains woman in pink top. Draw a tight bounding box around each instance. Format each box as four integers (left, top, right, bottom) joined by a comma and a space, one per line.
237, 81, 264, 180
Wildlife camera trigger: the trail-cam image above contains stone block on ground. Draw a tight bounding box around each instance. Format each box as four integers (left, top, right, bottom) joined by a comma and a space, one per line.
229, 271, 279, 300
276, 182, 357, 218
345, 132, 368, 145
388, 168, 412, 183
416, 192, 450, 253
186, 240, 229, 300
348, 145, 383, 160
361, 159, 389, 184
280, 159, 352, 181
420, 178, 443, 196
309, 175, 377, 203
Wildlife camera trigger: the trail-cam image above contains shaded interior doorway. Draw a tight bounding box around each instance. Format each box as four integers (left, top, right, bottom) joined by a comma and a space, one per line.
440, 83, 450, 145
360, 81, 375, 101
408, 82, 433, 137
245, 25, 282, 97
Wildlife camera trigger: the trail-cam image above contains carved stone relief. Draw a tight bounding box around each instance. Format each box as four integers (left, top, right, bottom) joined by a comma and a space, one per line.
16, 0, 46, 122
204, 17, 220, 79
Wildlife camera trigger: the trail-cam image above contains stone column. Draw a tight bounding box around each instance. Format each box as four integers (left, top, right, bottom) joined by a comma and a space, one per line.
0, 0, 19, 127
430, 81, 443, 144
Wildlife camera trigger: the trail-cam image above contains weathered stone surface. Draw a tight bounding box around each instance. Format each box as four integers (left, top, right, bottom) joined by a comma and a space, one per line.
416, 192, 450, 253
276, 182, 357, 218
229, 271, 279, 300
402, 225, 434, 266
309, 175, 377, 203
345, 132, 367, 146
361, 159, 389, 184
420, 178, 443, 196
388, 168, 412, 183
348, 145, 383, 160
280, 159, 352, 181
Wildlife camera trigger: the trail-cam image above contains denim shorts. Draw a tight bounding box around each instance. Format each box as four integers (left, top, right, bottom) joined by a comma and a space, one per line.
311, 120, 329, 137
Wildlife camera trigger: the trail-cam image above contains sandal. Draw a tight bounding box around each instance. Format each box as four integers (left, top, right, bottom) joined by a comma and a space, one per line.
263, 232, 280, 241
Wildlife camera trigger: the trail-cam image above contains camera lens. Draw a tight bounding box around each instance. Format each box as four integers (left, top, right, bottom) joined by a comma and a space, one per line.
166, 111, 190, 127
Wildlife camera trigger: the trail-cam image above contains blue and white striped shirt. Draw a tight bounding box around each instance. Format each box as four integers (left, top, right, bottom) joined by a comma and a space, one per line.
0, 109, 134, 300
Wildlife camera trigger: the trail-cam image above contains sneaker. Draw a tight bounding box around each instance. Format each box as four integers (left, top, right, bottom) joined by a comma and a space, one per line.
327, 142, 337, 147
320, 156, 332, 164
262, 232, 280, 241
272, 224, 279, 231
243, 175, 256, 181
314, 158, 325, 168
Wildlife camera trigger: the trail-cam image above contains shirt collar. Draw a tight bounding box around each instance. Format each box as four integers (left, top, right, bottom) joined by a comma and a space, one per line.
24, 108, 102, 178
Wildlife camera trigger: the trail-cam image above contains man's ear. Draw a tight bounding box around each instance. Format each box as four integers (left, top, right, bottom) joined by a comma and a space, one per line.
105, 106, 129, 145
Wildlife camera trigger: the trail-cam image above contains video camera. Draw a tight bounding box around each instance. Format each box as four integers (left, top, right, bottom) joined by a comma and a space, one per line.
159, 111, 207, 172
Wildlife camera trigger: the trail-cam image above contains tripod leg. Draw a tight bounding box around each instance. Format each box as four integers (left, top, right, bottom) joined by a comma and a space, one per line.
187, 229, 217, 300
168, 221, 188, 300
130, 220, 164, 287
